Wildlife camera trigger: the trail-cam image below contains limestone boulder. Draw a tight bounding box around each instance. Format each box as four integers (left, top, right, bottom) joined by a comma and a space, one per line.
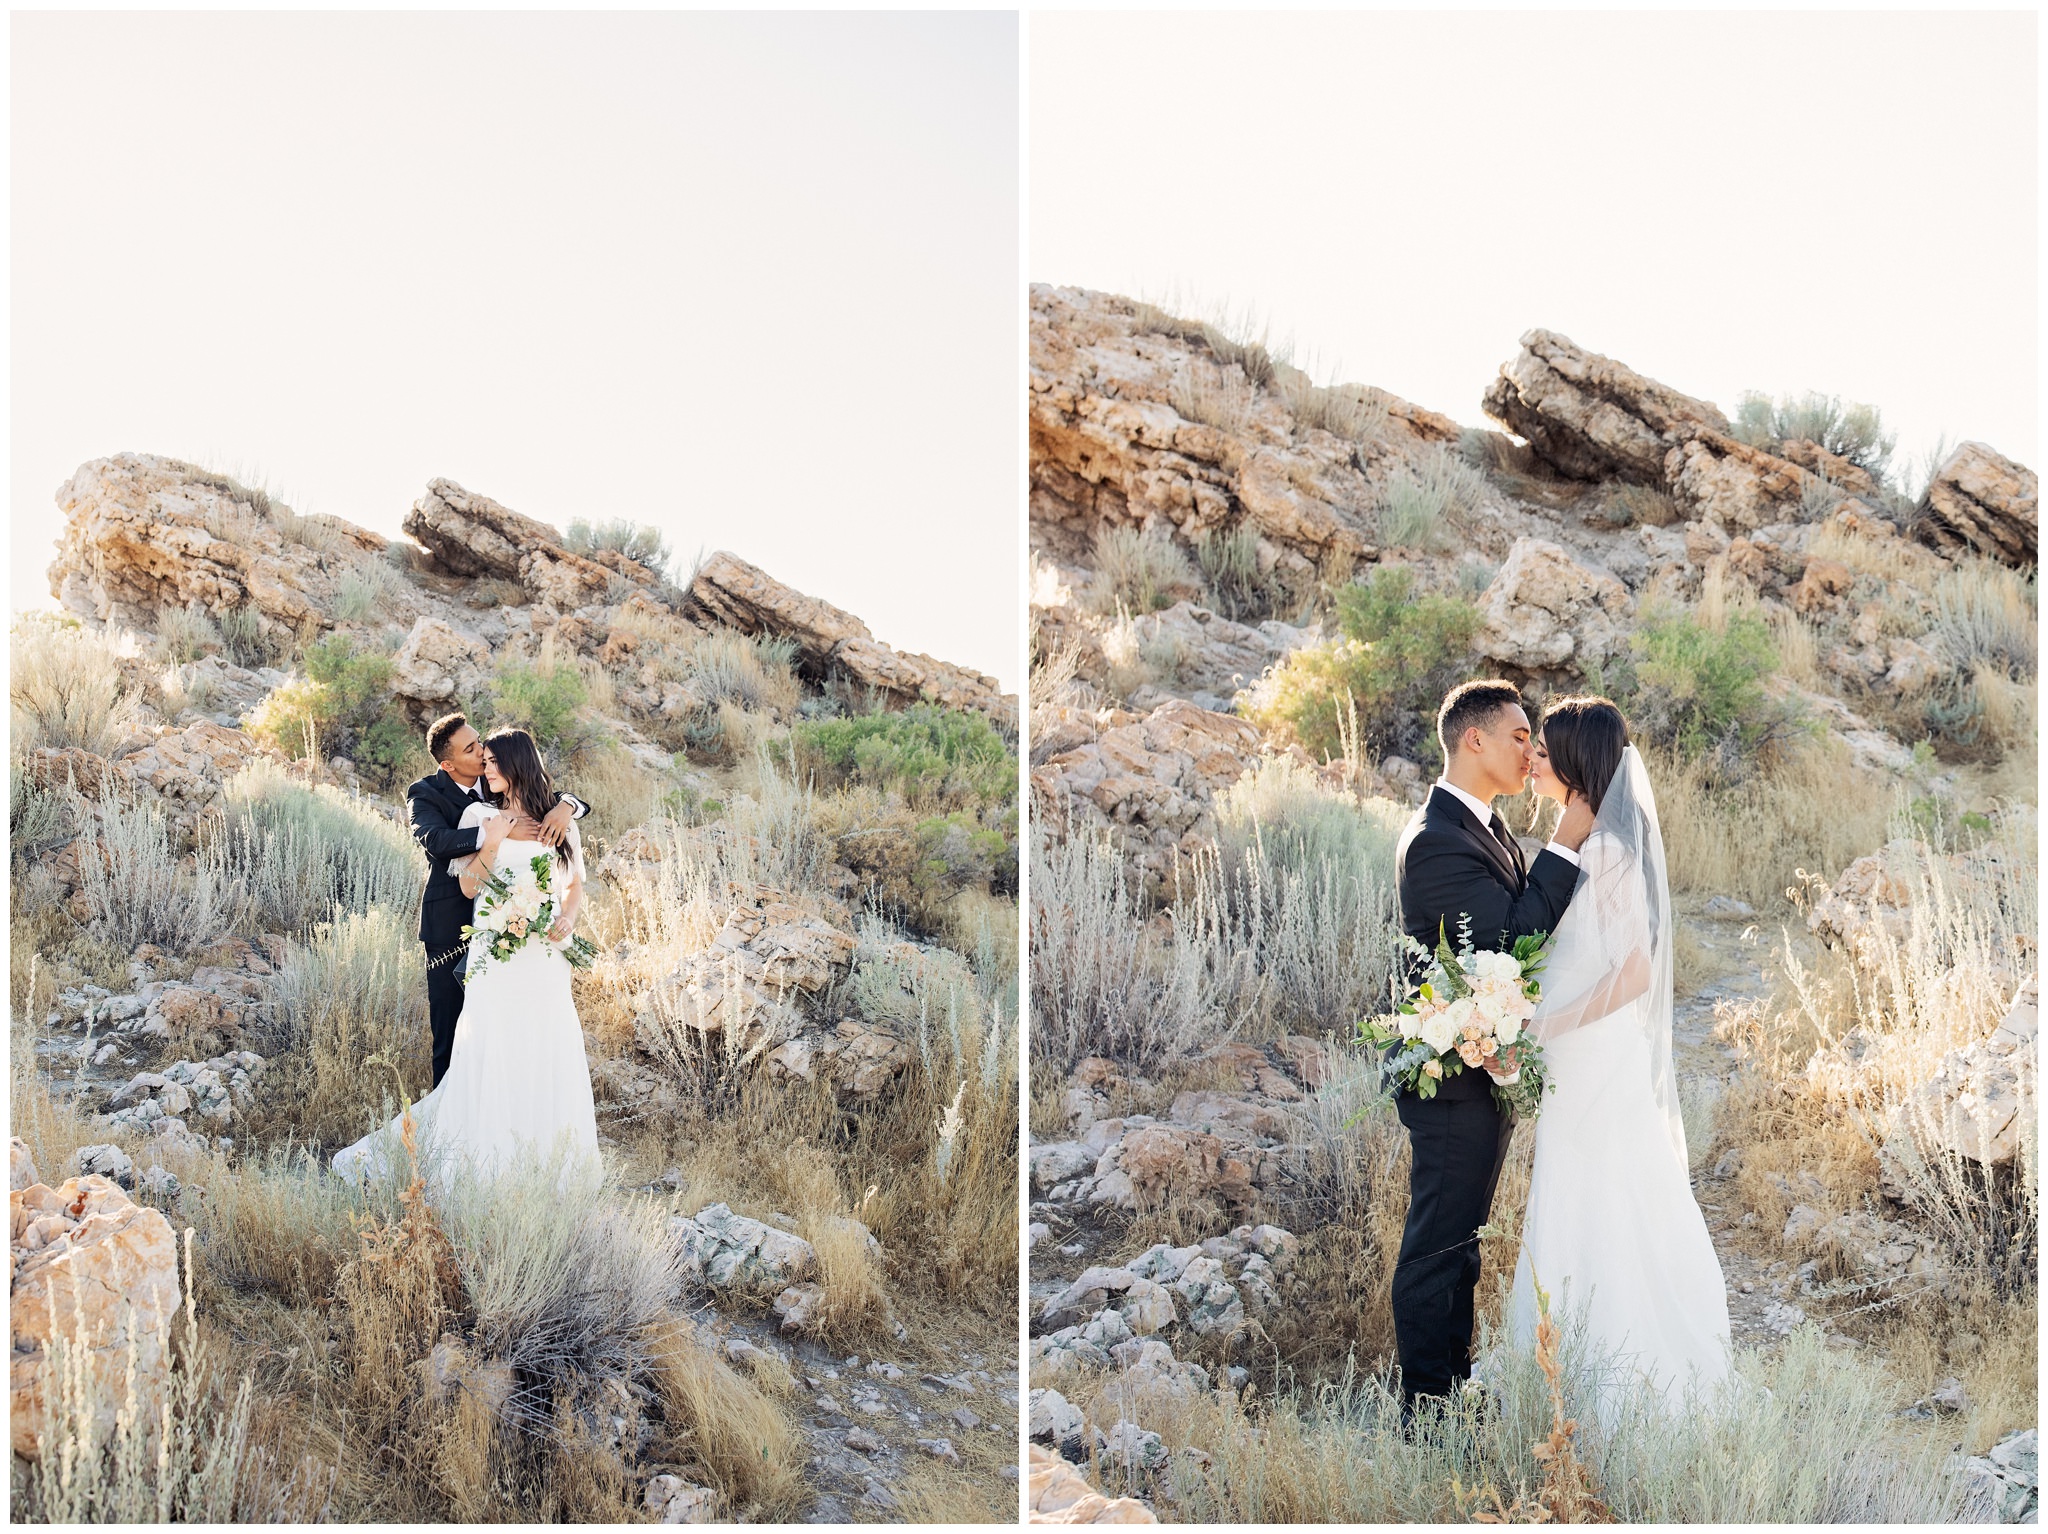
391, 617, 494, 707
1480, 329, 1729, 483
109, 721, 264, 827
10, 1174, 182, 1460
1474, 537, 1634, 671
403, 479, 629, 610
687, 551, 1014, 727
1890, 976, 2036, 1171
1101, 1125, 1257, 1211
1030, 698, 1262, 891
46, 453, 342, 640
1916, 441, 2038, 568
669, 1203, 817, 1291
1664, 429, 1844, 533
1029, 285, 1452, 588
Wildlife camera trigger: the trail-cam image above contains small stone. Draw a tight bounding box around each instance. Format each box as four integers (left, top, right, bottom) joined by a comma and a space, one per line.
1931, 1377, 1971, 1414
950, 1406, 982, 1433
1703, 895, 1757, 921
844, 1427, 884, 1454
74, 1144, 135, 1187
915, 1437, 960, 1465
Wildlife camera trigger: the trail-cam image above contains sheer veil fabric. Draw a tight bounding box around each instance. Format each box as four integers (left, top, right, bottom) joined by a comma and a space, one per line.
1505, 744, 1731, 1416
1525, 743, 1684, 1168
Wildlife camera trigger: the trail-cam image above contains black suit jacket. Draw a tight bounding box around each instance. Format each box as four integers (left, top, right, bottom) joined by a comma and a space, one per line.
405, 770, 590, 946
1391, 785, 1579, 1101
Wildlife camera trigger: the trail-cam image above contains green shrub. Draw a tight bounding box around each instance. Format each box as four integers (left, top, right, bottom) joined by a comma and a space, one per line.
564, 516, 672, 573
1731, 389, 1897, 482
215, 605, 278, 669
790, 704, 1016, 812
1240, 566, 1481, 763
1195, 526, 1282, 621
490, 654, 608, 760
1590, 607, 1804, 775
156, 603, 224, 665
243, 634, 419, 789
1376, 446, 1491, 552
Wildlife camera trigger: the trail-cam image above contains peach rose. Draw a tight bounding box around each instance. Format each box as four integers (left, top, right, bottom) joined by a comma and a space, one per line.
1457, 1041, 1484, 1068
1422, 1059, 1444, 1079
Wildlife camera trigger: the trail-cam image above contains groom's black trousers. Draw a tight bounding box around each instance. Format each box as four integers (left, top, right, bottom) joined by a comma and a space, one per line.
420, 899, 471, 1089
1391, 1088, 1517, 1402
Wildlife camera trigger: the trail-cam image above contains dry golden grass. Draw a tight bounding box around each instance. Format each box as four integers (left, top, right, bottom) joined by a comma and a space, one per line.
645, 1317, 805, 1519
1652, 737, 1899, 910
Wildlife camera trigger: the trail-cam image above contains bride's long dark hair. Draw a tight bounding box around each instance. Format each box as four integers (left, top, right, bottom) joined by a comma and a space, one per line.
1540, 696, 1630, 813
484, 727, 569, 866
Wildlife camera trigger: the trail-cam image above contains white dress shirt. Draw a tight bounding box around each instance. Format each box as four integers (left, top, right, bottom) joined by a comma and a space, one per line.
1434, 777, 1581, 869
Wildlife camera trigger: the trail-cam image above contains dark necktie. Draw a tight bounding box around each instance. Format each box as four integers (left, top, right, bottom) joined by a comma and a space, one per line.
1488, 812, 1525, 877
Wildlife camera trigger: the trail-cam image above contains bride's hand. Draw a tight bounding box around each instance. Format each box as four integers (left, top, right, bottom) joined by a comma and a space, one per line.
547, 916, 574, 944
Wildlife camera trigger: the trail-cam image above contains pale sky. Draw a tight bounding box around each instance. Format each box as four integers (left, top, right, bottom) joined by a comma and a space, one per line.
1033, 10, 2037, 483
13, 11, 1020, 690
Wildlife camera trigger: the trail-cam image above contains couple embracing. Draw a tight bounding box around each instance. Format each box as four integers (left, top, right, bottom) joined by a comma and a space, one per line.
1389, 679, 1731, 1421
331, 713, 602, 1190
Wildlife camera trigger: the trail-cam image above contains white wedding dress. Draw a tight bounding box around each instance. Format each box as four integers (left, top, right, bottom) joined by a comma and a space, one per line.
333, 803, 601, 1192
1506, 745, 1731, 1418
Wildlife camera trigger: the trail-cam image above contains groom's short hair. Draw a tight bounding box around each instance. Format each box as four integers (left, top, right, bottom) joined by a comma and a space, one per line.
427, 712, 470, 764
1439, 679, 1522, 758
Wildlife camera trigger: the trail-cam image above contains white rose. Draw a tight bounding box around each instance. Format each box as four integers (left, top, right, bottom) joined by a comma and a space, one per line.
1496, 1012, 1523, 1046
1398, 1012, 1423, 1041
1418, 1009, 1460, 1056
1484, 951, 1521, 982
1474, 992, 1507, 1026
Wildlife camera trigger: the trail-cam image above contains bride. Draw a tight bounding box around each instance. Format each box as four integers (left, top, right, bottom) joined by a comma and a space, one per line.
1505, 695, 1731, 1414
334, 727, 601, 1191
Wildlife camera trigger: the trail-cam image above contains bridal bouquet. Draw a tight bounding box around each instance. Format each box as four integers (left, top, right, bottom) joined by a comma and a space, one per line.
1359, 919, 1551, 1117
462, 853, 599, 984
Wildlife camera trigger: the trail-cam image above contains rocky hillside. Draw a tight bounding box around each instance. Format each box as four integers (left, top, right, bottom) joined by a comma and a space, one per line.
13, 454, 1020, 1522
1030, 283, 2034, 868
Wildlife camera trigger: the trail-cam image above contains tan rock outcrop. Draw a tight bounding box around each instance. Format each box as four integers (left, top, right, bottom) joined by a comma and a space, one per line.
1030, 699, 1262, 890
1916, 441, 2038, 568
1030, 285, 1466, 588
47, 453, 350, 639
10, 1174, 182, 1460
110, 720, 264, 825
1474, 537, 1634, 671
390, 617, 494, 708
1481, 329, 1729, 483
686, 551, 1013, 726
403, 479, 638, 609
1664, 428, 1845, 532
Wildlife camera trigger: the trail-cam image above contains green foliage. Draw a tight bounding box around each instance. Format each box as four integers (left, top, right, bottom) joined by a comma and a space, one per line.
243, 634, 420, 790
563, 516, 673, 574
1731, 389, 1898, 481
215, 605, 278, 669
790, 704, 1016, 812
1589, 607, 1805, 777
1240, 567, 1481, 763
490, 654, 608, 760
222, 758, 426, 936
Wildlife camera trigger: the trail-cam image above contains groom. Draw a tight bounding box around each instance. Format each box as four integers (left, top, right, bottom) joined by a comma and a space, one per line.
408, 712, 590, 1088
1389, 679, 1592, 1412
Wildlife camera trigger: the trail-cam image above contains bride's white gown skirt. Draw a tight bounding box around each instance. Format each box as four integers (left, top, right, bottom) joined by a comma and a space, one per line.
1508, 1004, 1732, 1413
333, 917, 601, 1192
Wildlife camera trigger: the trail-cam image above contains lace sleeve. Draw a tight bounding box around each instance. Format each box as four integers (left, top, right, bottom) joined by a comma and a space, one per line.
1526, 830, 1654, 1044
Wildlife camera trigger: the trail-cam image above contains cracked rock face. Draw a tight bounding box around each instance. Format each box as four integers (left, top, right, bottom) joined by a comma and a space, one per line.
403, 478, 645, 610
1474, 537, 1634, 671
1481, 328, 1730, 484
47, 453, 374, 640
669, 1202, 817, 1291
10, 1173, 182, 1460
1916, 440, 2038, 568
686, 551, 1013, 727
